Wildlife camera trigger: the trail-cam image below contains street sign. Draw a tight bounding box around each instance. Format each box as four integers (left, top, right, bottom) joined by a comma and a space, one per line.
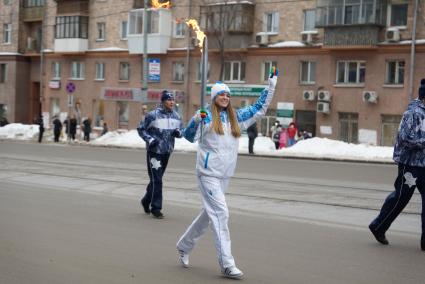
66, 82, 76, 93
67, 94, 74, 107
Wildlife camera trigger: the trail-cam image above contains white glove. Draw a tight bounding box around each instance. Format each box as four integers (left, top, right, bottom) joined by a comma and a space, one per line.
268, 75, 277, 91
193, 109, 207, 123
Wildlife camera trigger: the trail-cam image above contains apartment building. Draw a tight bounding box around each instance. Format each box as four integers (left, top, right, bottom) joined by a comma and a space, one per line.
0, 0, 424, 145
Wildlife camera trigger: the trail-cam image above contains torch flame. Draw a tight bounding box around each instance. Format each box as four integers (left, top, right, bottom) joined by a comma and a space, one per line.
185, 19, 206, 49
151, 0, 171, 9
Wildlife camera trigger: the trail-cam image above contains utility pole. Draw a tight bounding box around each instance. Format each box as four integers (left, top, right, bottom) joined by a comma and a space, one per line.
142, 0, 149, 98
39, 0, 47, 117
408, 0, 419, 101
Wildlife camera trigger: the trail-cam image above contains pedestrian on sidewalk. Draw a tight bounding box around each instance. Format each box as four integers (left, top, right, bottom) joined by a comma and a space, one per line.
82, 118, 92, 142
176, 69, 278, 279
369, 78, 425, 251
37, 115, 44, 143
137, 90, 183, 219
247, 121, 258, 154
52, 115, 62, 143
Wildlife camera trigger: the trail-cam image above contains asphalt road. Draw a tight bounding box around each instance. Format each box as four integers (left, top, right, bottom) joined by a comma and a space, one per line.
0, 141, 424, 283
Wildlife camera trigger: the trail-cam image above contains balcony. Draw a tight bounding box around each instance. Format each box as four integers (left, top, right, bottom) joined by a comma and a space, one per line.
200, 2, 254, 35
127, 8, 171, 54
21, 6, 44, 22
316, 0, 387, 47
54, 16, 88, 52
56, 0, 88, 15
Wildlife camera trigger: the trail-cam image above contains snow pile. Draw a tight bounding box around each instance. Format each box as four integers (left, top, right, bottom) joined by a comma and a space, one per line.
0, 123, 39, 140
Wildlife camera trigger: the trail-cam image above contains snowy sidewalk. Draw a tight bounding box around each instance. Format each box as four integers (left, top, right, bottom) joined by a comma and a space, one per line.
0, 123, 394, 163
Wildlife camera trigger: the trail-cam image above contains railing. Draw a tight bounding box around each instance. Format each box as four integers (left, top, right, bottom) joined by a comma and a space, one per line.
56, 0, 89, 15
22, 6, 44, 22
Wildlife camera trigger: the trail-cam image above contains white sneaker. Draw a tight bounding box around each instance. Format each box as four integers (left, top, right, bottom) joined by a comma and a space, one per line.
222, 266, 244, 279
178, 249, 189, 268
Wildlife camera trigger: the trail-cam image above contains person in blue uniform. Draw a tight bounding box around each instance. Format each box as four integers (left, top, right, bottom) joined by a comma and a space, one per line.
369, 78, 425, 251
137, 90, 183, 219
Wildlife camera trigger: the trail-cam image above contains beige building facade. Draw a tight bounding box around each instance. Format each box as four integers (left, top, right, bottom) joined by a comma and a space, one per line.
1, 0, 424, 145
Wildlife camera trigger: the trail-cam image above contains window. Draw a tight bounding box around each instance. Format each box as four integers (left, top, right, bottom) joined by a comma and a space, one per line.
23, 0, 44, 7
385, 60, 404, 85
118, 101, 129, 127
174, 22, 186, 38
339, 113, 358, 144
96, 22, 106, 41
3, 24, 11, 44
224, 61, 246, 82
336, 61, 365, 84
128, 10, 159, 35
262, 61, 277, 82
51, 62, 61, 79
50, 98, 60, 117
300, 61, 316, 84
196, 61, 210, 81
390, 4, 408, 27
381, 115, 402, 146
303, 10, 316, 31
71, 61, 85, 79
264, 12, 279, 33
95, 62, 105, 80
55, 16, 88, 39
0, 63, 7, 83
172, 62, 185, 82
120, 21, 128, 39
316, 0, 386, 26
119, 62, 130, 81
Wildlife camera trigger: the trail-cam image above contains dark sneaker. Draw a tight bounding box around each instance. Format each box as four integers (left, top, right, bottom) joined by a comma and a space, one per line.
140, 199, 150, 214
369, 224, 389, 245
222, 266, 243, 280
151, 211, 164, 219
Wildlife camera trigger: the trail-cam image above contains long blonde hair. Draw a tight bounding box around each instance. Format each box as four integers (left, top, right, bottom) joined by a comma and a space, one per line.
211, 101, 241, 138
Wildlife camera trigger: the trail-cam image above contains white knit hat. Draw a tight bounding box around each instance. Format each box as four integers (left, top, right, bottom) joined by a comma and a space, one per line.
210, 81, 231, 101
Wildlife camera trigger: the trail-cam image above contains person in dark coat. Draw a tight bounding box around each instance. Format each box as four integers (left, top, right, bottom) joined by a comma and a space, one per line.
37, 115, 44, 143
52, 116, 62, 142
101, 121, 108, 136
247, 122, 258, 154
69, 116, 77, 141
82, 118, 92, 142
369, 78, 425, 251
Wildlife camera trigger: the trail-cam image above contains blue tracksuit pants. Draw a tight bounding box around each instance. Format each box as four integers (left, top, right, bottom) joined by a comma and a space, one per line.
370, 163, 425, 238
142, 151, 170, 214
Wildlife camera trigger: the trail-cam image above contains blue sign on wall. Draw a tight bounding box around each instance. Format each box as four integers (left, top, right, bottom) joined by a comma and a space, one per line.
149, 58, 160, 82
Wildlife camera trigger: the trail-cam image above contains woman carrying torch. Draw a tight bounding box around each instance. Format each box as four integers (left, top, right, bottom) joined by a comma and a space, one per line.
176, 68, 279, 279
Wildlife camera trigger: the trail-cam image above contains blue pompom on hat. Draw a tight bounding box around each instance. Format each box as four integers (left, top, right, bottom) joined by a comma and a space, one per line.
419, 78, 425, 99
161, 90, 174, 102
210, 81, 231, 101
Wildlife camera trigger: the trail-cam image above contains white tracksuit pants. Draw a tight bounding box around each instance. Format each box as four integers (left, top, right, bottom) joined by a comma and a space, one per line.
177, 175, 235, 269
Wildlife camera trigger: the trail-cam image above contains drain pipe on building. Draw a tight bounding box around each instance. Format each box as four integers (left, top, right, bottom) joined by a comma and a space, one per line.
408, 0, 419, 101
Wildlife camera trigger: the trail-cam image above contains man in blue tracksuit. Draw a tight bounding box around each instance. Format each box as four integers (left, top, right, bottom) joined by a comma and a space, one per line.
369, 78, 425, 251
137, 90, 183, 219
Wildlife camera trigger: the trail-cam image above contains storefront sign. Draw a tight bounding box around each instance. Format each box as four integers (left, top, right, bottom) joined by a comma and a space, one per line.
149, 58, 160, 82
101, 87, 185, 103
206, 84, 267, 97
49, 80, 61, 89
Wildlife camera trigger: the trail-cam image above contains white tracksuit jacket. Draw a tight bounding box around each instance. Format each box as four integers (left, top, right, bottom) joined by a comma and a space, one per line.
177, 77, 277, 270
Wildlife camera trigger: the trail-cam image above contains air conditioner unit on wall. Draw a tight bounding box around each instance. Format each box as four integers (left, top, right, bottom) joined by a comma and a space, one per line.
302, 90, 315, 101
385, 29, 400, 42
255, 34, 269, 46
363, 91, 378, 103
317, 102, 330, 114
301, 33, 312, 44
317, 90, 331, 101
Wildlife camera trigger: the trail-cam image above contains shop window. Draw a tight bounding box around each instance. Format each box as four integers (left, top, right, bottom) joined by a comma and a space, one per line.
117, 101, 129, 128
50, 98, 60, 117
